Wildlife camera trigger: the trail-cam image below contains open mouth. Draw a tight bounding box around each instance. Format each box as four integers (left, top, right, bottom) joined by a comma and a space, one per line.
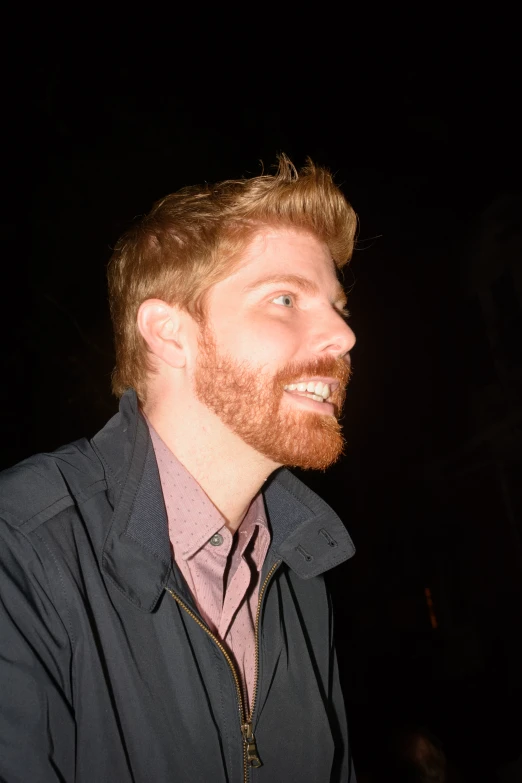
283, 380, 337, 404
282, 379, 339, 415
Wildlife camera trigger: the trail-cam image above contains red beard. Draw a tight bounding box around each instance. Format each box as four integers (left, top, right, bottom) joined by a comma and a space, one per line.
193, 324, 351, 470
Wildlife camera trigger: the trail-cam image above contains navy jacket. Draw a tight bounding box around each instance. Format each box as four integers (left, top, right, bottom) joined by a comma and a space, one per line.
0, 390, 356, 782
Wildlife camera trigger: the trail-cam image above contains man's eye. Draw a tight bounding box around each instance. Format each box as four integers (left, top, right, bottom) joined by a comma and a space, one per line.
272, 294, 294, 308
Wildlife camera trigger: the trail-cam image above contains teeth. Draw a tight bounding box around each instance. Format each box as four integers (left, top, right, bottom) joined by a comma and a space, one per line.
284, 381, 332, 399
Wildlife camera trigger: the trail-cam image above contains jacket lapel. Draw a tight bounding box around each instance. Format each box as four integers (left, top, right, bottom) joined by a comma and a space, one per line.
94, 390, 355, 616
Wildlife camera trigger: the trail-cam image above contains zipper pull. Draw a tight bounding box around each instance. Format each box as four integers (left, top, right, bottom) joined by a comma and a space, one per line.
241, 722, 262, 768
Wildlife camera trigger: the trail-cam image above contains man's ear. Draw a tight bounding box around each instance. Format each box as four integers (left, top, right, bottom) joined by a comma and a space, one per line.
137, 299, 187, 369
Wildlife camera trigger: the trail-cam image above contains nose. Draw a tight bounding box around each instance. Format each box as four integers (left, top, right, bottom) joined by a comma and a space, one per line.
316, 312, 356, 359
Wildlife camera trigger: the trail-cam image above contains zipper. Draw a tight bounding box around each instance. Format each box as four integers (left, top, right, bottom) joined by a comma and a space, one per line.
165, 558, 281, 783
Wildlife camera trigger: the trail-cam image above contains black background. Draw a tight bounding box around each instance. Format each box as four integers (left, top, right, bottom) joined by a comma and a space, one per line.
3, 12, 522, 780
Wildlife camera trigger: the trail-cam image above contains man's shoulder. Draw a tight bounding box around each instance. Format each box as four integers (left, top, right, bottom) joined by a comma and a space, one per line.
0, 439, 107, 532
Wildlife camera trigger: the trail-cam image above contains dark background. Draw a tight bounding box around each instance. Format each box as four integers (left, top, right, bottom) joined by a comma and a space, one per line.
3, 13, 522, 781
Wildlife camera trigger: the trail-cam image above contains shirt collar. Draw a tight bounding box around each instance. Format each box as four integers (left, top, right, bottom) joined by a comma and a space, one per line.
97, 390, 355, 614
147, 420, 269, 560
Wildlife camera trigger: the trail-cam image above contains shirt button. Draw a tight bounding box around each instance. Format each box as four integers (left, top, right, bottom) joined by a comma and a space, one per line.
209, 533, 224, 547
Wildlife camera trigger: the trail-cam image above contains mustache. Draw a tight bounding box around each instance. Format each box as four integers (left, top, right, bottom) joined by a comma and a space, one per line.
276, 355, 352, 388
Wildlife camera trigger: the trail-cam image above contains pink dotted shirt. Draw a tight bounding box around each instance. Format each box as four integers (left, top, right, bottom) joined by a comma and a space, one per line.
148, 423, 271, 712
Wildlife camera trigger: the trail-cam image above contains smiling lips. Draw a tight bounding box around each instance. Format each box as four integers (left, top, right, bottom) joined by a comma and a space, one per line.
283, 380, 337, 403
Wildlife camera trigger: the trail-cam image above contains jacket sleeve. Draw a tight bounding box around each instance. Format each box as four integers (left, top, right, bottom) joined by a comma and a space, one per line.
0, 518, 75, 782
328, 587, 357, 783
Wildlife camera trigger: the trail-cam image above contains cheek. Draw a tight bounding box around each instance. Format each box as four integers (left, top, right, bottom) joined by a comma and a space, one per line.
247, 322, 300, 364
211, 288, 319, 367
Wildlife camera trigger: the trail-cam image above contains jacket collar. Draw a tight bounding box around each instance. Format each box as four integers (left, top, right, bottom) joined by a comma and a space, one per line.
93, 390, 355, 613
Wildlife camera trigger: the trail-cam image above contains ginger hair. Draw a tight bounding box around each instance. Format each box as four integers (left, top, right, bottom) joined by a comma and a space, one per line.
107, 154, 357, 402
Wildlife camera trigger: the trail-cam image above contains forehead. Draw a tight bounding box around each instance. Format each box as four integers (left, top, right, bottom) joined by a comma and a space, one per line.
225, 226, 338, 287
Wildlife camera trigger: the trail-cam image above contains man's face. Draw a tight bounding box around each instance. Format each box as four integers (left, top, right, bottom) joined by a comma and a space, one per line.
192, 227, 356, 470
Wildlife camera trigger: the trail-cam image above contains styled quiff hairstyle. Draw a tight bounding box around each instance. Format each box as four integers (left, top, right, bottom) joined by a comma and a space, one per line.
107, 154, 357, 402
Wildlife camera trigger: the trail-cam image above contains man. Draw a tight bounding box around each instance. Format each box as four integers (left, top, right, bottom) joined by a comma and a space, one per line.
0, 156, 358, 781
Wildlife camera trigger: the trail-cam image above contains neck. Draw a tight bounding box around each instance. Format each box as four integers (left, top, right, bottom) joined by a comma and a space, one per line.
143, 395, 280, 533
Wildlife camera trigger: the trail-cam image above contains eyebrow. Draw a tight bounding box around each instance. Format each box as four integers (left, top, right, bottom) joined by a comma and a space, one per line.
242, 274, 348, 307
